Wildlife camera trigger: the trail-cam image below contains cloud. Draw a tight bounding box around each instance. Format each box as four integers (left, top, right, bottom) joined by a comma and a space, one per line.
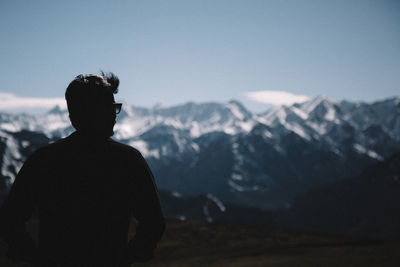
244, 90, 310, 106
0, 92, 66, 111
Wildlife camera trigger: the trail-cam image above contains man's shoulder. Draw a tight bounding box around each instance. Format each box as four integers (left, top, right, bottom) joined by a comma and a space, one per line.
108, 139, 143, 157
31, 136, 71, 157
31, 136, 145, 160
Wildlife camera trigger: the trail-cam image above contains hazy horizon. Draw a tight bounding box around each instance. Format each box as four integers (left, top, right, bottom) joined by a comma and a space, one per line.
0, 91, 399, 116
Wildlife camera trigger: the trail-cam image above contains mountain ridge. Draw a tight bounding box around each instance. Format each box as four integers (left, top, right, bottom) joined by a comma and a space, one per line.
1, 96, 400, 210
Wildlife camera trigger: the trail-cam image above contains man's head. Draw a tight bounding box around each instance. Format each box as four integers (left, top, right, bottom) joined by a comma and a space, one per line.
65, 72, 121, 138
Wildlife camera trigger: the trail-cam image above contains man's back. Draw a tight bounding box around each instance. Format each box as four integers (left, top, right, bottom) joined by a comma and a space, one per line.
0, 132, 165, 266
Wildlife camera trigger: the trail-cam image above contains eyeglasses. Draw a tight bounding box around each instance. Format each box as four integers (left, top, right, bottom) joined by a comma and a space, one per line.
113, 103, 122, 114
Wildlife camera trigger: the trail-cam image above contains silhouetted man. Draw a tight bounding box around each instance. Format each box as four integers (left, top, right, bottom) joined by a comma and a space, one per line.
0, 73, 165, 266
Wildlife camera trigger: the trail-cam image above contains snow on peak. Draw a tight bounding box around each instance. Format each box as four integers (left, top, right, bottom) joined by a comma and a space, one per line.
299, 95, 336, 113
226, 101, 246, 120
47, 105, 67, 115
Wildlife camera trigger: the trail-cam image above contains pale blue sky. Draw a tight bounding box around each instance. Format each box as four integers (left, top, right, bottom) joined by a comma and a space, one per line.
0, 0, 399, 113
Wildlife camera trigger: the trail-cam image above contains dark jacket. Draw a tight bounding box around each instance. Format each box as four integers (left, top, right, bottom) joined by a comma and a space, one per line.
0, 131, 165, 267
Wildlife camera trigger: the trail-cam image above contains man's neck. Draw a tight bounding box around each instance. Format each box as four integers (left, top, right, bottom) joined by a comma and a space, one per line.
72, 130, 111, 147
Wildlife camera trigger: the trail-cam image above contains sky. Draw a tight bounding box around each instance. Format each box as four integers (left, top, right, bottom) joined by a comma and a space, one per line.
0, 0, 399, 113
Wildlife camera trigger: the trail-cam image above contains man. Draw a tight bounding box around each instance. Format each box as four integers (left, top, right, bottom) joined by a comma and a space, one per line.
0, 73, 165, 266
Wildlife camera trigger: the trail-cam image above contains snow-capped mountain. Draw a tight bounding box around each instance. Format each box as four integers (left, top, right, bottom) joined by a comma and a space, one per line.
114, 100, 255, 140
1, 96, 400, 209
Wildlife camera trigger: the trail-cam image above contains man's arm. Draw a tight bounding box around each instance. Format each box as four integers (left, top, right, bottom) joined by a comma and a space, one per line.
0, 153, 40, 264
128, 151, 165, 263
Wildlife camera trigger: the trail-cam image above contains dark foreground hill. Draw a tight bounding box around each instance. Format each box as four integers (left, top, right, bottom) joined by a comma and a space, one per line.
1, 219, 399, 267
278, 152, 400, 240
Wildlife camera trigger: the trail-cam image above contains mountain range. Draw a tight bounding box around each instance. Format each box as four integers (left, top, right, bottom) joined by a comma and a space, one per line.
1, 96, 400, 211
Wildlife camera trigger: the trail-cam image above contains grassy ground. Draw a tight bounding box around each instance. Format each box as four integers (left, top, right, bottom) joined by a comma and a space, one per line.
1, 219, 399, 266
138, 220, 400, 267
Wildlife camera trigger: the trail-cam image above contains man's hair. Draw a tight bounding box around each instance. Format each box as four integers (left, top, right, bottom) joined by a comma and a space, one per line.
65, 72, 119, 131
